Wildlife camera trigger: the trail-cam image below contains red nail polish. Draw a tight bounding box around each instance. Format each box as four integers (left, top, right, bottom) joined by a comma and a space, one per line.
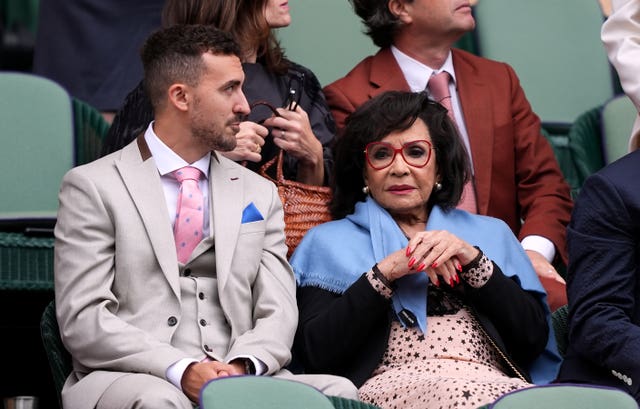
417, 263, 426, 271
406, 247, 411, 257
408, 257, 416, 268
455, 274, 460, 284
434, 278, 440, 287
431, 262, 438, 268
456, 263, 462, 272
449, 278, 455, 287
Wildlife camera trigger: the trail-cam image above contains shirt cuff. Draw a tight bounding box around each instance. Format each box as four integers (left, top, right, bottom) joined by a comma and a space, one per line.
521, 235, 556, 262
229, 355, 267, 375
166, 358, 199, 390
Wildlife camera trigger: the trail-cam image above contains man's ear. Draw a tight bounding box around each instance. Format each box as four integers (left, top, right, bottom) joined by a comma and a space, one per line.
388, 0, 411, 24
168, 83, 189, 112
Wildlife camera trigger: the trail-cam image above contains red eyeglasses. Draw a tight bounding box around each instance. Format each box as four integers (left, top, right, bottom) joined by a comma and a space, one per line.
364, 140, 433, 170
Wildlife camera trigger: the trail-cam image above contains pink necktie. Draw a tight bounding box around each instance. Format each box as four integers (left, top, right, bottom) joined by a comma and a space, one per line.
173, 166, 204, 264
427, 72, 478, 214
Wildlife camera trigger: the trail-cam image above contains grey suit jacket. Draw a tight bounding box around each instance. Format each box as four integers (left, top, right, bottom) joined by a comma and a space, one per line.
54, 138, 296, 408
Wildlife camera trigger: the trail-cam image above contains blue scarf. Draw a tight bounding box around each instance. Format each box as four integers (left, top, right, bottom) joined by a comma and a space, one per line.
291, 196, 561, 384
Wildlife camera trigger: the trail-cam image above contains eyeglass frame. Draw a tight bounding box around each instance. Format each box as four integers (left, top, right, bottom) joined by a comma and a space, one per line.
284, 72, 305, 111
363, 139, 434, 170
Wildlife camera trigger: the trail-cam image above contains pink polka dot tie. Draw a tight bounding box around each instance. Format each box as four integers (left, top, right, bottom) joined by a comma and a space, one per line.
428, 71, 478, 214
173, 166, 204, 264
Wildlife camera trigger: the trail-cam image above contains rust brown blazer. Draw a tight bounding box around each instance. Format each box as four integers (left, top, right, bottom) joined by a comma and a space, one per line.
324, 47, 573, 262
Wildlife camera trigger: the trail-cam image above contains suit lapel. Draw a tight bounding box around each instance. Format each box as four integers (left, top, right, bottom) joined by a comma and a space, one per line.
369, 48, 412, 98
454, 51, 494, 215
116, 137, 181, 300
209, 155, 243, 292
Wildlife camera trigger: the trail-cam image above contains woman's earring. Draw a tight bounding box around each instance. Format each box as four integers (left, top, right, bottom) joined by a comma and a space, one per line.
362, 185, 370, 195
434, 182, 442, 191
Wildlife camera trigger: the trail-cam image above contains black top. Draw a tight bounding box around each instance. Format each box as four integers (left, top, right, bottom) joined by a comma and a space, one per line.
101, 60, 336, 184
294, 264, 549, 388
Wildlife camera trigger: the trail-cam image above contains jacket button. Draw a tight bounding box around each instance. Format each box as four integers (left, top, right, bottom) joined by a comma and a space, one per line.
200, 319, 207, 326
167, 316, 178, 326
198, 292, 205, 300
183, 268, 192, 277
204, 344, 212, 352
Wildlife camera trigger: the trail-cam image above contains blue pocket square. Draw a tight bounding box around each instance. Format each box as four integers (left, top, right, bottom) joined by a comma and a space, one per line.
241, 202, 264, 223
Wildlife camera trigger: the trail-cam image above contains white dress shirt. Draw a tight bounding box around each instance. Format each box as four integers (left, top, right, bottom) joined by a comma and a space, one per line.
143, 124, 266, 391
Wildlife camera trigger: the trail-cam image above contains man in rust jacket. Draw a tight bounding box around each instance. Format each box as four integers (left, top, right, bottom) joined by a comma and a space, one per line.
323, 0, 572, 310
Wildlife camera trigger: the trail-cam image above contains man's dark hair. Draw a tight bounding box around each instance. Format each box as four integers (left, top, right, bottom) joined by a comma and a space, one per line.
140, 24, 241, 110
350, 0, 410, 48
330, 91, 471, 219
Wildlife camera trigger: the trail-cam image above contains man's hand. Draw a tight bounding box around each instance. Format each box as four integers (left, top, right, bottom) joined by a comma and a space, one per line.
526, 249, 567, 312
181, 360, 245, 402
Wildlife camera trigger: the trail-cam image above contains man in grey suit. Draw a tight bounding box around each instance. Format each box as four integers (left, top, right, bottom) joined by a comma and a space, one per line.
54, 24, 356, 408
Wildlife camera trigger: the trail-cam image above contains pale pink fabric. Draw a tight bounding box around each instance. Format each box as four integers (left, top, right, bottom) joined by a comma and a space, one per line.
428, 72, 478, 213
173, 166, 204, 264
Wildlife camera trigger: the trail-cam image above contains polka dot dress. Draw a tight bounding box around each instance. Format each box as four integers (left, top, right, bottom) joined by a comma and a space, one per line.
360, 255, 531, 409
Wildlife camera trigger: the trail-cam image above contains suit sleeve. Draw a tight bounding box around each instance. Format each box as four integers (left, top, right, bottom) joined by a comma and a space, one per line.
54, 168, 188, 379
505, 63, 573, 262
323, 81, 358, 133
566, 171, 640, 397
225, 183, 298, 374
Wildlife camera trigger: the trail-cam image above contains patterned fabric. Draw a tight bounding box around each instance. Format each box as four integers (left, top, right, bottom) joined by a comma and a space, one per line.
358, 307, 530, 409
461, 254, 493, 289
427, 71, 477, 214
173, 166, 204, 264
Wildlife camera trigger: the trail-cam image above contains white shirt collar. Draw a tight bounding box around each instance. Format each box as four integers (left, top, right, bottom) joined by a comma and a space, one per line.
391, 46, 457, 92
143, 122, 210, 179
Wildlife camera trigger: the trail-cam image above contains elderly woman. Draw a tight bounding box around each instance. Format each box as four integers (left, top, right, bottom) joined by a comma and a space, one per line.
101, 0, 333, 186
291, 91, 561, 409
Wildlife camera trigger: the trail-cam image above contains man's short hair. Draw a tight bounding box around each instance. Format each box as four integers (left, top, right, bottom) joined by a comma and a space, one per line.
140, 24, 241, 110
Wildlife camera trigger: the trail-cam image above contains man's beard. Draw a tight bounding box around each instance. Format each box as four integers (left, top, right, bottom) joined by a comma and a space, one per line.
191, 116, 240, 152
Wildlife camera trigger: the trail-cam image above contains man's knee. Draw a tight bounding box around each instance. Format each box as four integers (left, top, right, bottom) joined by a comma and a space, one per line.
276, 373, 359, 400
97, 373, 193, 409
314, 375, 358, 400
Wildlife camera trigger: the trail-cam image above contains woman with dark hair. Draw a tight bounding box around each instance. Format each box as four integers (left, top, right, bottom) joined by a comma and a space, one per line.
102, 0, 334, 186
291, 91, 561, 409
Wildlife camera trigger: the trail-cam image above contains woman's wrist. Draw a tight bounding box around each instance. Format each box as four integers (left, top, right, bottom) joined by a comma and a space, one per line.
372, 263, 396, 288
461, 246, 483, 270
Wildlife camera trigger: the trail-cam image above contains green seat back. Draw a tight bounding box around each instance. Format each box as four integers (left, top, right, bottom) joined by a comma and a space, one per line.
72, 97, 110, 165
0, 72, 73, 224
490, 384, 637, 409
200, 376, 335, 409
39, 300, 72, 409
474, 1, 614, 125
551, 304, 569, 357
567, 106, 606, 196
602, 94, 637, 164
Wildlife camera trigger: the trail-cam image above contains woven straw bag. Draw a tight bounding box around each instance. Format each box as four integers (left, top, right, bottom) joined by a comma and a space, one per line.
259, 150, 332, 258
